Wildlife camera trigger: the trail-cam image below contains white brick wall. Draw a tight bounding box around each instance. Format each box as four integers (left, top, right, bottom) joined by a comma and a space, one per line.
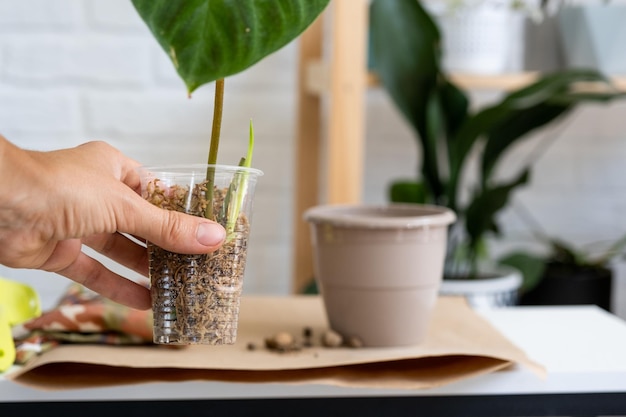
2, 1, 626, 320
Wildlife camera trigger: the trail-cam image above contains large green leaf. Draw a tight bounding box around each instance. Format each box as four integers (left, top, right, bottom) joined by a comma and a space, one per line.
505, 69, 612, 104
480, 70, 625, 184
423, 89, 445, 201
445, 104, 512, 209
132, 0, 329, 94
481, 103, 572, 183
450, 70, 615, 171
464, 169, 530, 249
438, 79, 470, 139
369, 0, 441, 141
370, 0, 443, 201
448, 69, 622, 207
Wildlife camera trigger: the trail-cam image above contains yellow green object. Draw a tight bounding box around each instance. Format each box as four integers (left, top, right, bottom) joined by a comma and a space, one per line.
0, 277, 41, 372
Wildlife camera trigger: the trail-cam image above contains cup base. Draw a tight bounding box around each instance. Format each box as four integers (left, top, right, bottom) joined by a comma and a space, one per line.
154, 330, 237, 345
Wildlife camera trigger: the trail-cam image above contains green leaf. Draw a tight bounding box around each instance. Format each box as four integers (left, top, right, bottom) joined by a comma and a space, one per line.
389, 180, 428, 204
481, 103, 572, 183
438, 79, 470, 139
595, 234, 626, 265
550, 239, 586, 265
370, 0, 445, 201
479, 70, 624, 184
369, 0, 441, 141
505, 69, 612, 105
446, 104, 511, 210
448, 69, 622, 204
301, 279, 319, 295
499, 252, 546, 293
465, 169, 530, 250
132, 0, 329, 94
423, 90, 445, 200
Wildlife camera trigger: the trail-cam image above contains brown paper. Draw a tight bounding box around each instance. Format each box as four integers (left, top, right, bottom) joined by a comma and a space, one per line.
8, 295, 545, 391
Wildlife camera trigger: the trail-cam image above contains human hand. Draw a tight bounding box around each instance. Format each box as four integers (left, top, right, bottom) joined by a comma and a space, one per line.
0, 137, 226, 310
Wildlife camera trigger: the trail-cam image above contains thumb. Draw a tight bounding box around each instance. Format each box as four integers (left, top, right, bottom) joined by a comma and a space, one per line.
121, 197, 226, 254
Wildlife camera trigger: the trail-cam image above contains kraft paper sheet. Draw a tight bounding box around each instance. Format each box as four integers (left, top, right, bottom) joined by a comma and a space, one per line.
8, 295, 545, 391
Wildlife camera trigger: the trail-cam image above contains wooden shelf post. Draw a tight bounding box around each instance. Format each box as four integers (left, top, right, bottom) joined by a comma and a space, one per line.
292, 0, 369, 293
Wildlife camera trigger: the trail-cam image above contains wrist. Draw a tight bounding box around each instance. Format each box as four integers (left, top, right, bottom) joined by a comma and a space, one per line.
0, 136, 42, 223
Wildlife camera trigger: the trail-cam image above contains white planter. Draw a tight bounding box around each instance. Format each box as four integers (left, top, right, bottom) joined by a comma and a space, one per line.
424, 2, 526, 74
439, 264, 522, 309
557, 5, 626, 75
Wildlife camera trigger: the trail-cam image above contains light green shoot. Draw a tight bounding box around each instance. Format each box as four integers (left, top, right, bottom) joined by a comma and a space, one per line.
225, 120, 255, 238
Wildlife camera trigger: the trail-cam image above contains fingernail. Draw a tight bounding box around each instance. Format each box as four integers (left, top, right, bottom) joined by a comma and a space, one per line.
196, 222, 226, 247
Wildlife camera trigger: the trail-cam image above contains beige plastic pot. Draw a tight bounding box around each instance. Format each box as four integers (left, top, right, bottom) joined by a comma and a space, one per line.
304, 203, 456, 347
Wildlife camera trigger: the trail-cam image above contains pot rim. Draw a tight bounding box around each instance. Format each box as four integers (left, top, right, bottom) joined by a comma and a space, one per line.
304, 203, 456, 229
137, 164, 264, 177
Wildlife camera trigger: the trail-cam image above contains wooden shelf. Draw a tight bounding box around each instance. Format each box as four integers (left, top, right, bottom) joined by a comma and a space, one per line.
307, 61, 541, 94
307, 61, 626, 94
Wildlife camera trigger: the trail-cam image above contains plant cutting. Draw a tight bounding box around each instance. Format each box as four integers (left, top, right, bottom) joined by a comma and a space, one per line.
130, 0, 329, 344
369, 0, 625, 305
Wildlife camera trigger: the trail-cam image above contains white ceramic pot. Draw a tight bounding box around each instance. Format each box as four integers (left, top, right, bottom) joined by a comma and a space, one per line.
439, 264, 522, 309
304, 204, 456, 347
424, 2, 526, 75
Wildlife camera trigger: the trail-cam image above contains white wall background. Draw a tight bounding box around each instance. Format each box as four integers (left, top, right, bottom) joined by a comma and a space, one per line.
2, 0, 626, 320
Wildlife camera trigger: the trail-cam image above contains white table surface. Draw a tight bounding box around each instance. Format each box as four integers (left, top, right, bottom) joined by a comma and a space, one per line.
2, 304, 626, 403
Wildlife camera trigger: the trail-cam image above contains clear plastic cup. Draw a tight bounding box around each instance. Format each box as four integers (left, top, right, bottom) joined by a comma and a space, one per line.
138, 164, 263, 345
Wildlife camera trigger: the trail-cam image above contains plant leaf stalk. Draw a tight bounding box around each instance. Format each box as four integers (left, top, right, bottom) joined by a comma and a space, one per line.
205, 78, 225, 219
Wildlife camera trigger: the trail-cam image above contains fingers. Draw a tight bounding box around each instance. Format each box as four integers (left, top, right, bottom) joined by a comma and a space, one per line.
103, 144, 226, 254
57, 250, 151, 310
82, 232, 149, 277
118, 194, 226, 255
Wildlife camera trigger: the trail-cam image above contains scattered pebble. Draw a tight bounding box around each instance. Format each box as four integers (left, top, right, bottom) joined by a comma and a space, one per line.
302, 326, 313, 347
321, 329, 343, 348
303, 326, 313, 339
249, 327, 363, 354
265, 331, 298, 352
346, 336, 363, 348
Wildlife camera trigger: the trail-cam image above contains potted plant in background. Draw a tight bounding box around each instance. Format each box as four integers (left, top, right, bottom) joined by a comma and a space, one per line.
369, 0, 625, 307
130, 0, 329, 344
499, 221, 626, 311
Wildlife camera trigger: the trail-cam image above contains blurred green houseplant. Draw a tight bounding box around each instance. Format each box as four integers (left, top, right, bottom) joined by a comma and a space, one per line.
369, 0, 625, 279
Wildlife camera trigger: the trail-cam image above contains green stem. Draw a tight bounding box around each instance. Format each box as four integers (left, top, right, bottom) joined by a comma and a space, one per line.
225, 120, 255, 237
208, 78, 224, 165
205, 78, 225, 219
